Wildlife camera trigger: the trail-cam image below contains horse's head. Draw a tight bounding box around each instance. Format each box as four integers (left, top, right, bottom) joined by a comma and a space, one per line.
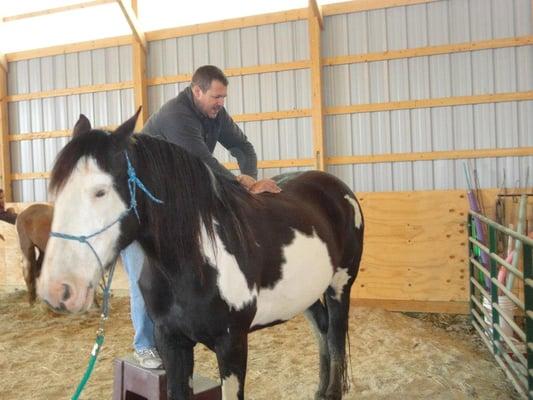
37, 110, 141, 314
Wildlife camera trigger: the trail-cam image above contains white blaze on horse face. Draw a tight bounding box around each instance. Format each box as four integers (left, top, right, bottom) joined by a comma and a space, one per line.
344, 194, 362, 229
38, 157, 127, 313
221, 374, 239, 400
251, 229, 333, 327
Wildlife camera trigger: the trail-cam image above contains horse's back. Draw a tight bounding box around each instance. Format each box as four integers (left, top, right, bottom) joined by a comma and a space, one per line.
16, 204, 53, 250
271, 170, 362, 231
273, 170, 354, 199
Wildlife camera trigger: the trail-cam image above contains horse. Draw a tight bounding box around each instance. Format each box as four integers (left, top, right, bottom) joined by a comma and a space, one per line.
37, 110, 364, 400
16, 204, 53, 305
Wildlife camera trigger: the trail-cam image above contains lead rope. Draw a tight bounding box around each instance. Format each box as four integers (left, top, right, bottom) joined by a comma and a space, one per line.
48, 151, 163, 400
71, 261, 116, 400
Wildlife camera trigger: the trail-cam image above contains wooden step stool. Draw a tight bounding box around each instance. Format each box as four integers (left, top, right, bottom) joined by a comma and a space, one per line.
113, 355, 221, 400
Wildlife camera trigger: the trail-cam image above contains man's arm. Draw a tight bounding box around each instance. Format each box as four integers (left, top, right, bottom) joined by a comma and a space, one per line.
157, 118, 237, 181
217, 110, 258, 179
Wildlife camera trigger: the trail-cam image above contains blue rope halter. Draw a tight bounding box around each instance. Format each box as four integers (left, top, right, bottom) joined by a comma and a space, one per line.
48, 150, 163, 400
50, 151, 163, 273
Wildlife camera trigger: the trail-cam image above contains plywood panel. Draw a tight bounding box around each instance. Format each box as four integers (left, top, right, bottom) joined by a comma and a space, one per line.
351, 189, 502, 306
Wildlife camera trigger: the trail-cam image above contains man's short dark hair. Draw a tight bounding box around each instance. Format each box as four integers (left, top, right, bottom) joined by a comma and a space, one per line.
191, 65, 228, 92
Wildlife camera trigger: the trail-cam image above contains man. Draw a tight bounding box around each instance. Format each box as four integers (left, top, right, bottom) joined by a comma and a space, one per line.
123, 65, 280, 368
0, 189, 17, 225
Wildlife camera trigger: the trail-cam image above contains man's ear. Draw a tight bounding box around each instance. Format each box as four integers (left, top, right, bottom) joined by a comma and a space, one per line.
192, 84, 203, 99
72, 114, 92, 138
113, 107, 142, 149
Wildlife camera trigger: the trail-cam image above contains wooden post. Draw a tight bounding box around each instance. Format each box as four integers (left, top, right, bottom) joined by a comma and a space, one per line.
308, 0, 325, 171
0, 60, 11, 200
124, 0, 148, 130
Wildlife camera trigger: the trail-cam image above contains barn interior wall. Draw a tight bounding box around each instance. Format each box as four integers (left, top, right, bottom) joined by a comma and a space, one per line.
1, 0, 532, 313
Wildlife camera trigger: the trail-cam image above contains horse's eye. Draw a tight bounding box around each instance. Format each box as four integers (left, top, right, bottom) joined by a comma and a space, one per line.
95, 189, 107, 198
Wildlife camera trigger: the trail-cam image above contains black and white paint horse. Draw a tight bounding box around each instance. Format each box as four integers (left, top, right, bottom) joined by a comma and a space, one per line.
37, 110, 364, 400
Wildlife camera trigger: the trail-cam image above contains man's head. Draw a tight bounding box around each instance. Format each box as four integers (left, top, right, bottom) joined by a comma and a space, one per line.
191, 65, 228, 119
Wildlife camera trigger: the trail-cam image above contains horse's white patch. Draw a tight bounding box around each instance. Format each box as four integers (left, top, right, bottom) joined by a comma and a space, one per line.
344, 195, 362, 229
251, 229, 333, 327
39, 156, 127, 310
330, 268, 350, 302
202, 228, 257, 311
221, 374, 239, 400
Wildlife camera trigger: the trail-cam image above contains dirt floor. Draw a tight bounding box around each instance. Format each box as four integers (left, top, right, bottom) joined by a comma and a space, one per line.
0, 290, 522, 400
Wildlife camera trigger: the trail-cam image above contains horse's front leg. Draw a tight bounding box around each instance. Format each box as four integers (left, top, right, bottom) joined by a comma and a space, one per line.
155, 326, 195, 400
214, 330, 249, 400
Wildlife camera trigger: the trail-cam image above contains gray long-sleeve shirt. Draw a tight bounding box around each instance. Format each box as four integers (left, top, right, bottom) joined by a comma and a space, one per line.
141, 86, 258, 180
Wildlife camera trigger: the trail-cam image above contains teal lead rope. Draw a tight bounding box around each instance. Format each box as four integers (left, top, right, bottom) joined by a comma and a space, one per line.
49, 151, 163, 400
71, 260, 115, 400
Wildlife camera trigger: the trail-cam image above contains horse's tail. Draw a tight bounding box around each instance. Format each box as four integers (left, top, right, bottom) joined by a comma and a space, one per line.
339, 192, 364, 394
16, 219, 38, 305
26, 246, 38, 305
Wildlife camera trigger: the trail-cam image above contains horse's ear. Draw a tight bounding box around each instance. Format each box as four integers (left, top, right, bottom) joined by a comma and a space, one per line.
113, 107, 142, 147
72, 114, 92, 138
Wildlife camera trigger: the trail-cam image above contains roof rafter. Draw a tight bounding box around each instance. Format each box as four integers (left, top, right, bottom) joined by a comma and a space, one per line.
115, 0, 147, 52
2, 0, 115, 22
309, 0, 323, 30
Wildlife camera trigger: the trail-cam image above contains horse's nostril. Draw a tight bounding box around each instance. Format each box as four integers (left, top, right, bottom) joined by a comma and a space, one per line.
62, 283, 72, 302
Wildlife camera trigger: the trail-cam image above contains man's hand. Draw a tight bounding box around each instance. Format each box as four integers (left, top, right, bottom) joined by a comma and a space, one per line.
236, 174, 256, 190
249, 179, 281, 194
237, 175, 281, 194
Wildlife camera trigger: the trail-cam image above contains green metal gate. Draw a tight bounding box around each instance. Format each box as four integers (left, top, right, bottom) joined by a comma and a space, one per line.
468, 210, 533, 399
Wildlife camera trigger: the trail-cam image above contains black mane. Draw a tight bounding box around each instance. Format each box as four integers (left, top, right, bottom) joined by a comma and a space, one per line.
50, 130, 257, 270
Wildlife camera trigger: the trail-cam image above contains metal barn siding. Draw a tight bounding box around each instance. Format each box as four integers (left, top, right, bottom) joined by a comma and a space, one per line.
7, 45, 134, 202
323, 0, 533, 192
146, 20, 311, 180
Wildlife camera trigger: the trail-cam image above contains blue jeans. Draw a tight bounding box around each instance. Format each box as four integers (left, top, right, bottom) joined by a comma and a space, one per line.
121, 241, 155, 351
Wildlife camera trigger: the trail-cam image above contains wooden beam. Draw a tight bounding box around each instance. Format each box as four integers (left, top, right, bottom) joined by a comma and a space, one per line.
327, 147, 533, 166
146, 8, 308, 42
116, 0, 147, 52
8, 126, 118, 142
6, 35, 133, 63
11, 158, 315, 181
6, 90, 531, 140
325, 91, 533, 116
0, 52, 7, 73
6, 81, 133, 102
0, 68, 11, 200
130, 0, 148, 130
309, 0, 324, 30
322, 0, 436, 16
232, 109, 310, 123
2, 0, 115, 22
323, 36, 533, 66
308, 1, 326, 171
147, 60, 310, 87
223, 158, 315, 171
11, 172, 49, 181
9, 130, 71, 142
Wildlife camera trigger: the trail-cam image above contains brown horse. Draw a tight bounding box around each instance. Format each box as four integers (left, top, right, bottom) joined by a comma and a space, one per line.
16, 204, 53, 305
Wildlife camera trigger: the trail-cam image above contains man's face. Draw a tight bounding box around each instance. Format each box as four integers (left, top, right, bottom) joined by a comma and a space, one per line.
192, 80, 227, 119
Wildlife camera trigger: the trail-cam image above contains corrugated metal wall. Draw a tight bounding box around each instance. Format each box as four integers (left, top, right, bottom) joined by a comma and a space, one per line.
4, 0, 533, 201
146, 20, 312, 179
324, 0, 533, 191
7, 46, 134, 201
